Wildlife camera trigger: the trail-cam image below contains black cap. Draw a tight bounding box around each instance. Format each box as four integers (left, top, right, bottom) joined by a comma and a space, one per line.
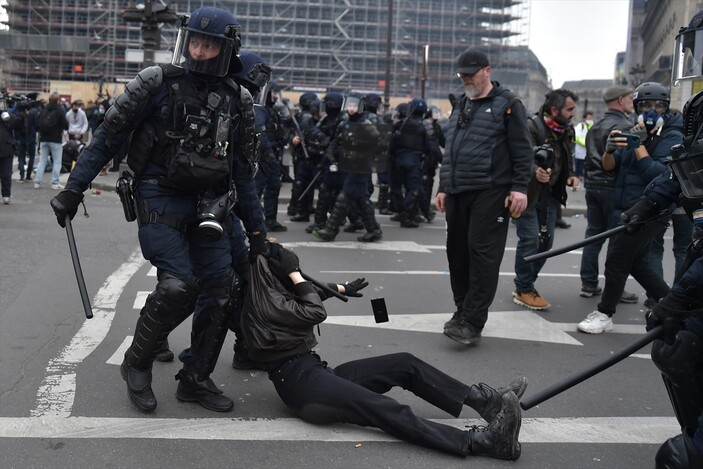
456, 49, 490, 74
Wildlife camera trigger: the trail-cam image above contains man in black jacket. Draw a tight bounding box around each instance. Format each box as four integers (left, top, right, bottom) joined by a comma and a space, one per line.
241, 243, 526, 460
437, 49, 533, 345
579, 86, 639, 304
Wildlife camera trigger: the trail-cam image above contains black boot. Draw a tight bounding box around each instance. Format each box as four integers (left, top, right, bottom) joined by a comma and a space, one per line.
378, 184, 392, 215
265, 219, 288, 232
154, 339, 174, 362
175, 368, 234, 412
313, 193, 348, 242
120, 351, 157, 412
465, 378, 528, 422
443, 319, 482, 345
400, 212, 420, 228
343, 217, 364, 233
357, 198, 383, 242
468, 392, 522, 460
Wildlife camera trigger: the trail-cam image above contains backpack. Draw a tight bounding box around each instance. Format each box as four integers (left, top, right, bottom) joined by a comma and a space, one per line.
36, 107, 58, 133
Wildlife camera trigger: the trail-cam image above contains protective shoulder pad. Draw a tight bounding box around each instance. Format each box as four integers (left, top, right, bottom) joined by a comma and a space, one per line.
103, 66, 164, 133
160, 63, 185, 79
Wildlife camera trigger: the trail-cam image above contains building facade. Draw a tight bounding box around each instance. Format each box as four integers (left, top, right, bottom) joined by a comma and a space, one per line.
1, 0, 548, 109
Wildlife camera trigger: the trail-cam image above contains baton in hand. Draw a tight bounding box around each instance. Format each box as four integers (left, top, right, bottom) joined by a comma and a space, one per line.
523, 225, 626, 263
300, 271, 349, 302
65, 215, 93, 319
520, 325, 663, 410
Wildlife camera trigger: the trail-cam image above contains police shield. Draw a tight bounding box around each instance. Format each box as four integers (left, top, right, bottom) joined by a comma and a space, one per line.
338, 121, 388, 173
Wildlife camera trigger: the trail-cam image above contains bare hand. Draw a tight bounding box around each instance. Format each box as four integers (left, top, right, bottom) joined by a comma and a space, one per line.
505, 191, 527, 217
435, 192, 447, 213
566, 176, 580, 189
535, 167, 551, 184
292, 136, 301, 145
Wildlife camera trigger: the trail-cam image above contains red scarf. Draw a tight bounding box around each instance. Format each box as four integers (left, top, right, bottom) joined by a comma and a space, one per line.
543, 114, 567, 134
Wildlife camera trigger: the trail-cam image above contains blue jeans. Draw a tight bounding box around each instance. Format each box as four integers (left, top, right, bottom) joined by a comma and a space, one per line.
514, 195, 558, 292
648, 213, 694, 281
580, 186, 616, 288
35, 141, 63, 185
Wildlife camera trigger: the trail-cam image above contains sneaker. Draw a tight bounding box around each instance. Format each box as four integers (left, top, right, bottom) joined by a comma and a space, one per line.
2, 197, 9, 205
580, 285, 602, 298
51, 183, 64, 190
555, 218, 571, 229
443, 319, 482, 345
16, 179, 25, 184
34, 183, 40, 189
619, 291, 639, 304
577, 310, 614, 334
513, 289, 551, 310
312, 227, 337, 242
468, 392, 522, 460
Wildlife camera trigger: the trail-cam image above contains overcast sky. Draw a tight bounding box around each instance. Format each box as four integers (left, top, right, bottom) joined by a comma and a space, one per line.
528, 0, 631, 88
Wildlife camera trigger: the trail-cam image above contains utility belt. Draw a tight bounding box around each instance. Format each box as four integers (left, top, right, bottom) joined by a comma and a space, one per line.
116, 172, 188, 232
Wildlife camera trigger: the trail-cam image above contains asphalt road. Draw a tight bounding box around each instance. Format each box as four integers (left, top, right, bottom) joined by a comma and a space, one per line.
0, 176, 681, 469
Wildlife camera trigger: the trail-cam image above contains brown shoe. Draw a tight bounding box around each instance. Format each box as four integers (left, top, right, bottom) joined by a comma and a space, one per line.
513, 289, 551, 310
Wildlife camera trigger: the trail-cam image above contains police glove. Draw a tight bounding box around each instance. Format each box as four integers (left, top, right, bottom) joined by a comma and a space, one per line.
50, 189, 84, 228
628, 124, 648, 144
604, 135, 618, 154
619, 199, 661, 234
248, 232, 270, 263
342, 278, 369, 298
647, 292, 703, 345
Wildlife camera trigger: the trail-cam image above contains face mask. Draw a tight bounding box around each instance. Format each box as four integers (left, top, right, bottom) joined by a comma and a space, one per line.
640, 109, 663, 133
72, 108, 79, 113
585, 119, 593, 126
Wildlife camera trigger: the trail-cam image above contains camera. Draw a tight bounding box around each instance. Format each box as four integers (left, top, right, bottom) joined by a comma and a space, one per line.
533, 144, 552, 170
196, 191, 234, 240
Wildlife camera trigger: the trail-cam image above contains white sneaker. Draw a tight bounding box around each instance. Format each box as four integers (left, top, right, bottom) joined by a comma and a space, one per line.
34, 183, 40, 189
2, 197, 9, 205
577, 311, 613, 334
51, 184, 64, 190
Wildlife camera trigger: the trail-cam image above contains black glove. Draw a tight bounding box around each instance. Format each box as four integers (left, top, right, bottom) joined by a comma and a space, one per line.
647, 292, 703, 345
620, 199, 661, 234
248, 232, 270, 263
50, 189, 84, 228
604, 134, 620, 154
342, 278, 369, 297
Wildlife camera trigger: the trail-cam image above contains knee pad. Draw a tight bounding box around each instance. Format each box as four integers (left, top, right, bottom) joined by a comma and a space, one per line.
652, 331, 703, 382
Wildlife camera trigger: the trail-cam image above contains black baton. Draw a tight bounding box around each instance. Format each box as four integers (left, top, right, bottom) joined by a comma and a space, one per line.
523, 224, 626, 263
65, 215, 94, 319
520, 325, 663, 410
300, 271, 349, 302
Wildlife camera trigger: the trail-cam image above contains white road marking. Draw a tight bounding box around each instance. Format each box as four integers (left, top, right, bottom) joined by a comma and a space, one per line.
106, 336, 133, 366
283, 241, 432, 253
133, 291, 149, 309
147, 266, 157, 276
0, 416, 678, 444
631, 353, 652, 360
31, 248, 147, 418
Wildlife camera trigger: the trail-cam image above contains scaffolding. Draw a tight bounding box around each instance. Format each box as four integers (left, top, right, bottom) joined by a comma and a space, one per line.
1, 0, 533, 100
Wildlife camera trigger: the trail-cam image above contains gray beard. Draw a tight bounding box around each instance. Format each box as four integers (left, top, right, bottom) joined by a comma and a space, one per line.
464, 85, 481, 99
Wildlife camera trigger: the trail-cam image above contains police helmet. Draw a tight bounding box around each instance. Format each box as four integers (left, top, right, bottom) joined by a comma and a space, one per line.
408, 98, 428, 117
299, 92, 320, 112
633, 82, 670, 112
171, 7, 242, 77
343, 93, 364, 114
363, 93, 382, 113
323, 92, 344, 113
395, 102, 409, 119
232, 50, 272, 95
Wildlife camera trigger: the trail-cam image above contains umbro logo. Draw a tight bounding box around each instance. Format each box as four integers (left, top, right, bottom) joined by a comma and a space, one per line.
497, 216, 505, 223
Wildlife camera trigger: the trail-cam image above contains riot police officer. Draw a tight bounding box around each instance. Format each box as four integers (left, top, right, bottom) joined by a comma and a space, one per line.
49, 7, 267, 413
390, 98, 442, 227
288, 92, 328, 222
312, 94, 383, 242
619, 12, 703, 468
305, 92, 347, 234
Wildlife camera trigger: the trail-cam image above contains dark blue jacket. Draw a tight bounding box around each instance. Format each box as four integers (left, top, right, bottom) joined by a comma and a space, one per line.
612, 112, 683, 217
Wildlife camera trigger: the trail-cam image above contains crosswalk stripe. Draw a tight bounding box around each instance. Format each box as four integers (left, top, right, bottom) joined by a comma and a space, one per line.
0, 416, 678, 444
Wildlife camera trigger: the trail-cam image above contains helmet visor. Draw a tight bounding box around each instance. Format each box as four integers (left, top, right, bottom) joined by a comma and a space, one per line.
672, 28, 703, 85
343, 96, 362, 114
171, 29, 235, 77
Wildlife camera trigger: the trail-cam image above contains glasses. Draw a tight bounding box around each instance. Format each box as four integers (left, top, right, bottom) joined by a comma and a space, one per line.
456, 67, 485, 79
637, 100, 668, 113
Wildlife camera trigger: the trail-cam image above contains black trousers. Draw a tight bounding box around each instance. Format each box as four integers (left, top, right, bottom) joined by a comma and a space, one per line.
269, 352, 471, 456
445, 187, 511, 328
598, 218, 670, 316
